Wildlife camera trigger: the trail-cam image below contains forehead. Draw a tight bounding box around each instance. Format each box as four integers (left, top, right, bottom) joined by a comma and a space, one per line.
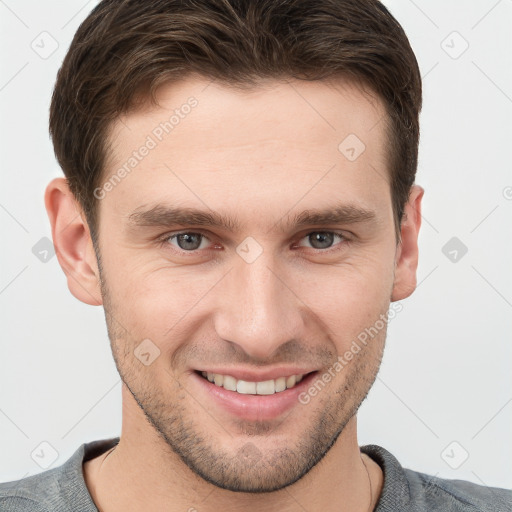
101, 76, 391, 225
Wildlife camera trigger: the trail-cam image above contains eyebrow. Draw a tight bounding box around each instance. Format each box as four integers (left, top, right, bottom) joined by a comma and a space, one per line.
126, 202, 378, 234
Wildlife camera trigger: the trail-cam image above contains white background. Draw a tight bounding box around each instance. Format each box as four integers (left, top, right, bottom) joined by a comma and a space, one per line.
1, 0, 511, 490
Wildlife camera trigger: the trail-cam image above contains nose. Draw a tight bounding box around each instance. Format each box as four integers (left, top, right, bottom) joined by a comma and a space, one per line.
213, 251, 306, 361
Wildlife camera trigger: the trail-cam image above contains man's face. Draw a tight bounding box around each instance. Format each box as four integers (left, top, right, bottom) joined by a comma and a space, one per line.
94, 76, 400, 492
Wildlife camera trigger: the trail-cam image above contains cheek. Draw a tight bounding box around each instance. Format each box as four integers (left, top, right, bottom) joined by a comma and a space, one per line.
292, 254, 395, 344
108, 266, 217, 344
102, 235, 396, 342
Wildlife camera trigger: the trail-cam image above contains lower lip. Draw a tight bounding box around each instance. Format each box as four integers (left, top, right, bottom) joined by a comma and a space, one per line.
191, 370, 318, 421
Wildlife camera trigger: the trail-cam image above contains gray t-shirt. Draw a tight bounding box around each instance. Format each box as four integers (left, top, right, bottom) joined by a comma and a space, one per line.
0, 437, 510, 511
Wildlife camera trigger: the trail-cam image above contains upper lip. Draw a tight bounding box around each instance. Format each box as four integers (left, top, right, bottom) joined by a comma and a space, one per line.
194, 367, 318, 382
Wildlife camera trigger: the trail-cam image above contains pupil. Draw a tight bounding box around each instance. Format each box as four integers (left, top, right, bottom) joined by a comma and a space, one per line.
178, 233, 201, 250
176, 232, 334, 251
310, 232, 333, 249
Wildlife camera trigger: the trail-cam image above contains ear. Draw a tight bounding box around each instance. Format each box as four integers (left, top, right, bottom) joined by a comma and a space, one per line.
391, 184, 424, 301
44, 177, 103, 306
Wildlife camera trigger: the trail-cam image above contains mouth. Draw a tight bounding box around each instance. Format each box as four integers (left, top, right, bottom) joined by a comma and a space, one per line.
194, 370, 313, 395
191, 369, 320, 421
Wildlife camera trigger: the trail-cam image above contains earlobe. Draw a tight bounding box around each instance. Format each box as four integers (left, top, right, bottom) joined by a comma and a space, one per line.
44, 177, 103, 306
391, 185, 424, 302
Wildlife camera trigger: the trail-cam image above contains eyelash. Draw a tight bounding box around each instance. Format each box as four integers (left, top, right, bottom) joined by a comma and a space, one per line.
156, 230, 350, 256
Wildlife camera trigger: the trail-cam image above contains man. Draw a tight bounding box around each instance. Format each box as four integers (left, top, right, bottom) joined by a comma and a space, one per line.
1, 0, 510, 510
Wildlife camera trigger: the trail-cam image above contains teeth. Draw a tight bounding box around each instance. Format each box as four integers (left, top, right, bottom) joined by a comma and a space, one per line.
256, 380, 275, 395
223, 375, 237, 391
237, 380, 256, 394
200, 371, 306, 394
275, 377, 286, 392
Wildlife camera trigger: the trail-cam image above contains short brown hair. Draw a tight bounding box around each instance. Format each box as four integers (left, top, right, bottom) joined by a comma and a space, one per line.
49, 0, 422, 245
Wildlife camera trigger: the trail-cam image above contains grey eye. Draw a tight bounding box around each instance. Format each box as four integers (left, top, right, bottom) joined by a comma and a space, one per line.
307, 232, 335, 249
169, 233, 207, 251
299, 232, 345, 250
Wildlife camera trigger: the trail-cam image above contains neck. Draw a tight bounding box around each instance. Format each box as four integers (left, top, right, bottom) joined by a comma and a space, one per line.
83, 388, 383, 512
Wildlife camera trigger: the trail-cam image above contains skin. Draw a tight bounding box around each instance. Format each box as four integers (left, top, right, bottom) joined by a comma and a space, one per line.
45, 76, 423, 511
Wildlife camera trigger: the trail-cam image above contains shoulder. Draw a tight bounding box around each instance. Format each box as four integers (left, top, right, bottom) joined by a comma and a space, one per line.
0, 437, 119, 512
0, 467, 60, 512
404, 468, 512, 512
361, 444, 512, 512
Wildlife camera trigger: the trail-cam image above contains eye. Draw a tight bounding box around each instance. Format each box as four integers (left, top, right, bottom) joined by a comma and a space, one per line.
158, 230, 348, 255
164, 232, 211, 252
296, 231, 347, 251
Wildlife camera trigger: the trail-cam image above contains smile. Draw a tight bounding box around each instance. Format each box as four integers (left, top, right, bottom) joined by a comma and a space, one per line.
198, 371, 305, 395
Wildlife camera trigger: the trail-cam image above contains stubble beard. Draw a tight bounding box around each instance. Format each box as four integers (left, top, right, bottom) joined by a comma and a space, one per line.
97, 264, 386, 493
